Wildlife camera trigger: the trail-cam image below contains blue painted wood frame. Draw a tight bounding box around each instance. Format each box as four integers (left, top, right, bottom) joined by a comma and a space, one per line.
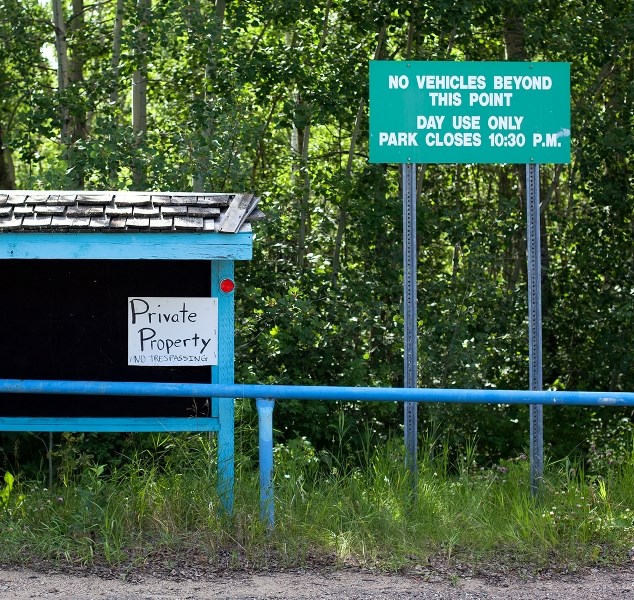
213, 260, 235, 513
0, 417, 222, 432
0, 231, 252, 260
0, 230, 248, 512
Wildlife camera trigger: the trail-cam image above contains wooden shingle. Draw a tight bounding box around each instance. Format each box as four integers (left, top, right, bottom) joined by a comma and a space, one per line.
0, 191, 262, 233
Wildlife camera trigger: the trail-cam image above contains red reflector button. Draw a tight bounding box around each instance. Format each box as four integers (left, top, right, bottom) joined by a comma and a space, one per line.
219, 278, 235, 293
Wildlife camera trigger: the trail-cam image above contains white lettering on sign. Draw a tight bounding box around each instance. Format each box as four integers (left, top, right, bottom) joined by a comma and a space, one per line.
429, 92, 462, 106
369, 61, 570, 163
416, 115, 445, 129
469, 92, 513, 107
388, 74, 409, 89
378, 132, 418, 146
493, 75, 552, 90
128, 297, 218, 366
488, 115, 524, 130
425, 132, 482, 147
416, 74, 486, 90
452, 115, 481, 130
532, 132, 561, 147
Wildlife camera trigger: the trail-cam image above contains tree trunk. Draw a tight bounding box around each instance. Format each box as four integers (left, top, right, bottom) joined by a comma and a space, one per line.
296, 122, 311, 270
0, 125, 16, 189
250, 93, 281, 187
51, 0, 70, 144
68, 0, 87, 188
110, 0, 125, 107
132, 0, 149, 189
106, 0, 125, 185
192, 0, 226, 192
293, 3, 332, 270
500, 167, 525, 291
330, 97, 365, 282
131, 72, 147, 135
331, 23, 386, 282
503, 8, 531, 292
503, 14, 527, 61
503, 9, 555, 383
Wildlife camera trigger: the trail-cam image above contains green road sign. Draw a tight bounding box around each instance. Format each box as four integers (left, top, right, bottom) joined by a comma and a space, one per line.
369, 61, 570, 164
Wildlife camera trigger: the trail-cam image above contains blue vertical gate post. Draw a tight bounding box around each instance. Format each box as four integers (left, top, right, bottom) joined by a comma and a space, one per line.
213, 260, 236, 513
256, 398, 275, 529
526, 164, 544, 495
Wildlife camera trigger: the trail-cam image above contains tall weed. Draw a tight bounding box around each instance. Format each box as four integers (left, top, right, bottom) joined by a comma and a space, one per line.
0, 431, 633, 570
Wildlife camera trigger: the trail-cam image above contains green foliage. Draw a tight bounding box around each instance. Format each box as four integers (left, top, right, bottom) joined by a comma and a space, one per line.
1, 433, 634, 569
0, 470, 25, 519
0, 471, 14, 508
1, 0, 633, 466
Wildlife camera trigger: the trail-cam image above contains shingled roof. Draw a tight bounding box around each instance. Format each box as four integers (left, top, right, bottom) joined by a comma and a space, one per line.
0, 191, 263, 233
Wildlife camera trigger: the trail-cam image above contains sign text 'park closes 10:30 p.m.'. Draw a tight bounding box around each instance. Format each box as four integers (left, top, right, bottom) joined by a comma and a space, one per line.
369, 61, 570, 164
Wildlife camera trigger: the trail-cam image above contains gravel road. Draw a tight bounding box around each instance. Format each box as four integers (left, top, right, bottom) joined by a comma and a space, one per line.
1, 564, 633, 599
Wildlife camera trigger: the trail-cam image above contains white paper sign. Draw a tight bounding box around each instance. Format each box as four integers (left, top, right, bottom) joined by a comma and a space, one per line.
128, 297, 218, 366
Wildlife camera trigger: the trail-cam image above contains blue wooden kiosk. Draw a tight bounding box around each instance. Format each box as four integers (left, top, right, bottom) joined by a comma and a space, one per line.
0, 190, 261, 511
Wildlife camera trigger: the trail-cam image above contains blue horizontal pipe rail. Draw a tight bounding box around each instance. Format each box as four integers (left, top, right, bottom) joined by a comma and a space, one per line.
1, 379, 634, 407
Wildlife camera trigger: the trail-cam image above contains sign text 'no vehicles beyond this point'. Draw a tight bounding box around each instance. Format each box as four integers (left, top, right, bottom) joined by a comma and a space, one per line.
369, 61, 570, 164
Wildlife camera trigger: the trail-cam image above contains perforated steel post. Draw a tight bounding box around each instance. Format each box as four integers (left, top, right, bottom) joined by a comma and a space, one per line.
526, 163, 544, 495
402, 163, 418, 480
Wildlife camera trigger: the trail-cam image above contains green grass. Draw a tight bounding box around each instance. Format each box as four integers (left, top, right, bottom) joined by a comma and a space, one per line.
1, 433, 633, 572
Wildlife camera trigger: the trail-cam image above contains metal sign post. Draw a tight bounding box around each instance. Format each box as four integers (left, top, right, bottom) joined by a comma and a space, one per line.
526, 163, 544, 494
369, 61, 569, 497
402, 163, 418, 481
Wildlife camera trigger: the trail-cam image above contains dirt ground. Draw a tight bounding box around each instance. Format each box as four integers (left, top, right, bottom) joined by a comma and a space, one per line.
1, 563, 633, 599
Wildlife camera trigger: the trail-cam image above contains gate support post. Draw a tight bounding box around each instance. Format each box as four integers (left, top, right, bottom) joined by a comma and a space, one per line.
402, 163, 418, 488
214, 260, 236, 513
526, 163, 544, 495
257, 397, 275, 529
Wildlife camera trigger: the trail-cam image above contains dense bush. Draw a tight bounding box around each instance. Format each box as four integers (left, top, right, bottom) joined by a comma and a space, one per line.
1, 0, 633, 474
